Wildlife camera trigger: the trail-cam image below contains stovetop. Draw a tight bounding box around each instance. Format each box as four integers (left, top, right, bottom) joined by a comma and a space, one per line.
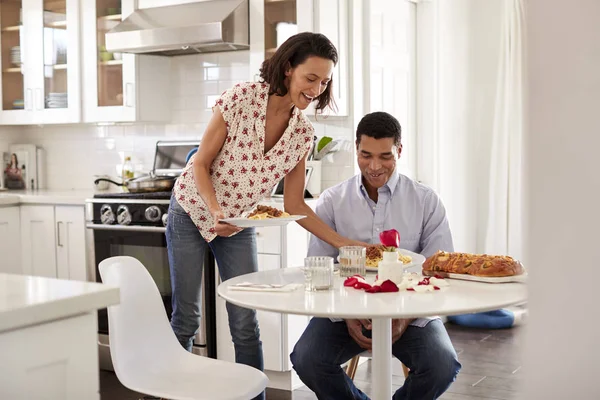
93, 191, 173, 200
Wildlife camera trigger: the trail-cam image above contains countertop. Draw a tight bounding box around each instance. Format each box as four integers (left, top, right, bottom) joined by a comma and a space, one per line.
0, 190, 93, 206
0, 190, 319, 208
0, 273, 119, 333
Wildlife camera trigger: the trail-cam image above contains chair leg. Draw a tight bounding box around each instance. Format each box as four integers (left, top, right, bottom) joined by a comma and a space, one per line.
401, 362, 410, 378
345, 355, 360, 380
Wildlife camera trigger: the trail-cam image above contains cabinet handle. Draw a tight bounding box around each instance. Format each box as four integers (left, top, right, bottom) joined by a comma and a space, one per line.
35, 88, 43, 110
25, 89, 32, 111
125, 83, 134, 107
57, 221, 63, 247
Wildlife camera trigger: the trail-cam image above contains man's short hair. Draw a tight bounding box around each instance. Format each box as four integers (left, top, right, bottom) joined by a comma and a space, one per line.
355, 111, 402, 147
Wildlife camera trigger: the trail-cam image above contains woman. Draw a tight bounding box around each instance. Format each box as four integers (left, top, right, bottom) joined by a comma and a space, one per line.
166, 32, 365, 396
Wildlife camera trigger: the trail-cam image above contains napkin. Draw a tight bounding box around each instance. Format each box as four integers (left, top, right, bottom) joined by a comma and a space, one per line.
229, 282, 303, 292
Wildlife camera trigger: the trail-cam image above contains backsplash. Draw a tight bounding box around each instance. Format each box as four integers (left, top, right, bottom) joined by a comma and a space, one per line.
0, 51, 356, 192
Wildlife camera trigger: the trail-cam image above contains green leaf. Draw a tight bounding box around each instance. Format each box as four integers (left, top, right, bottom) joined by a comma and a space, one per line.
317, 136, 333, 152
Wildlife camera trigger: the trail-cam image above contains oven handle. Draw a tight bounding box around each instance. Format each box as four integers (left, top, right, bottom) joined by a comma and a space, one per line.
86, 223, 166, 233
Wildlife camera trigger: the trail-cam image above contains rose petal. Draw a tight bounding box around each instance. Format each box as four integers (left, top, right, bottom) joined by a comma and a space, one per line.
407, 287, 415, 291
354, 281, 373, 290
379, 280, 399, 292
365, 285, 382, 293
344, 277, 358, 287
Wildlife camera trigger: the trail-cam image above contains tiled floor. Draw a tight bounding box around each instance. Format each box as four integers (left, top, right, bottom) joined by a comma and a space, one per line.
100, 323, 524, 399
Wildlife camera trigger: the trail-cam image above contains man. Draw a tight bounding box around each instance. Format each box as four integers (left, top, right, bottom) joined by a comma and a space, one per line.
290, 112, 461, 399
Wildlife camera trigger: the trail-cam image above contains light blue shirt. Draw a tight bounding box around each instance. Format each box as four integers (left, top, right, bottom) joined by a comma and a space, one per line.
308, 170, 454, 327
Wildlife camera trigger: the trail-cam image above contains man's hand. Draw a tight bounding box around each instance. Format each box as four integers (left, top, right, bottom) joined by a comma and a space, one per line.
346, 319, 372, 350
392, 319, 412, 344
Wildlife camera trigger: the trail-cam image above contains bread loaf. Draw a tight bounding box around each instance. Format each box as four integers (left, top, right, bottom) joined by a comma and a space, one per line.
423, 251, 524, 277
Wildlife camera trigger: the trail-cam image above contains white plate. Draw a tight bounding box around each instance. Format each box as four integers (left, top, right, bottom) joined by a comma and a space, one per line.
362, 249, 426, 272
422, 269, 527, 284
220, 215, 306, 228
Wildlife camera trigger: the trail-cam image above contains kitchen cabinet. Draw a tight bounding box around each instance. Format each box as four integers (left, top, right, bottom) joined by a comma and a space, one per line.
20, 205, 86, 280
80, 0, 171, 123
249, 0, 349, 117
216, 219, 310, 390
55, 205, 86, 281
0, 206, 20, 274
0, 0, 81, 124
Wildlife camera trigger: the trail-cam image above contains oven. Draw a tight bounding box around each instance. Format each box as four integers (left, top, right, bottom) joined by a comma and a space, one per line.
86, 195, 217, 370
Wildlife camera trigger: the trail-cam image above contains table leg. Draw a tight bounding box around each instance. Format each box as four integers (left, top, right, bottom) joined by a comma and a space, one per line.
372, 317, 392, 400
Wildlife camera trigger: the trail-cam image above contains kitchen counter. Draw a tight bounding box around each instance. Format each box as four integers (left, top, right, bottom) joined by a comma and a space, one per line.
0, 273, 119, 399
0, 190, 93, 205
0, 193, 20, 206
0, 272, 119, 333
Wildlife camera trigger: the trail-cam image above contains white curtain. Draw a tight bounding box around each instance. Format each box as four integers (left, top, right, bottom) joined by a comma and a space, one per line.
483, 0, 526, 260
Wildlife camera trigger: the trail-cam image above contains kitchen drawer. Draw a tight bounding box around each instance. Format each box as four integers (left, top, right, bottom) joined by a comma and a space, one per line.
255, 226, 281, 254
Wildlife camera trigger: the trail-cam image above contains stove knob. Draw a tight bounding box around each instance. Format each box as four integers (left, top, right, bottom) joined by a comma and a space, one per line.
100, 204, 115, 225
145, 205, 162, 222
162, 212, 168, 227
116, 205, 132, 226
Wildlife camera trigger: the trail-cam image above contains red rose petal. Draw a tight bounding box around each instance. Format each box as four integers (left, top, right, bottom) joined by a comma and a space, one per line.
365, 286, 382, 293
379, 280, 399, 292
407, 288, 415, 291
354, 282, 373, 290
344, 277, 358, 287
434, 286, 440, 290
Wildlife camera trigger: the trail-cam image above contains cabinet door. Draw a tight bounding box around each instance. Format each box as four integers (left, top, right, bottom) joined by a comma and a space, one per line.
81, 0, 135, 122
307, 0, 349, 116
0, 0, 35, 124
0, 206, 21, 274
249, 0, 313, 81
20, 205, 57, 278
25, 0, 81, 124
81, 0, 171, 123
55, 206, 86, 281
256, 253, 284, 371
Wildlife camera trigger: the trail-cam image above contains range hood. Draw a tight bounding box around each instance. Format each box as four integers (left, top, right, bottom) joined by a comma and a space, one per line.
105, 0, 249, 56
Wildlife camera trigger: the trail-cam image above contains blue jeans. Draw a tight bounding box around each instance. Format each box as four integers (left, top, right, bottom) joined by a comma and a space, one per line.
166, 197, 264, 400
290, 318, 460, 400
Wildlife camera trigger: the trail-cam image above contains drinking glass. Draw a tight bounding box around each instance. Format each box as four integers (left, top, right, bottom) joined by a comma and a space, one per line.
303, 256, 334, 291
338, 246, 367, 277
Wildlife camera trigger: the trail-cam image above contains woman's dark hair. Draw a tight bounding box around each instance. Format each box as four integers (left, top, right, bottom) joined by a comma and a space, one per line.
10, 153, 18, 167
356, 112, 402, 147
259, 32, 338, 113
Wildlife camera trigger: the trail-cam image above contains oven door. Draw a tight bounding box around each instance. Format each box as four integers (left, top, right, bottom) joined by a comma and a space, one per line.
88, 224, 208, 369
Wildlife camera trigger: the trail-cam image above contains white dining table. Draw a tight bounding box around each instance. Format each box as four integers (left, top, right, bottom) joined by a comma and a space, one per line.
218, 267, 527, 400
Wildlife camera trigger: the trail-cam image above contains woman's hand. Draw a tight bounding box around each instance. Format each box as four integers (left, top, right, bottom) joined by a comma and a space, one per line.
346, 319, 373, 350
340, 238, 372, 248
211, 210, 242, 237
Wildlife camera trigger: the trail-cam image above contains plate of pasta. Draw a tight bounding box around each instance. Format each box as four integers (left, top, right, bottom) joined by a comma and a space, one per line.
365, 247, 426, 271
221, 205, 306, 228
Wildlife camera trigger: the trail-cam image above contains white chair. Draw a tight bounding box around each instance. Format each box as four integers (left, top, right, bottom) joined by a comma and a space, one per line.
99, 256, 268, 400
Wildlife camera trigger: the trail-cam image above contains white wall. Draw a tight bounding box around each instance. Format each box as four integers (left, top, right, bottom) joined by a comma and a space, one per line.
522, 0, 600, 397
1, 51, 355, 191
417, 0, 505, 253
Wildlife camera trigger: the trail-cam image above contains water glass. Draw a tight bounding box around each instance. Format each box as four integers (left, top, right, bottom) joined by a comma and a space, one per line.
304, 256, 334, 291
338, 246, 366, 277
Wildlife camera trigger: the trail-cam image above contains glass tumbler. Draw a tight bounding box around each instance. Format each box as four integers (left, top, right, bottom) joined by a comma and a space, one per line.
304, 256, 334, 291
338, 246, 366, 277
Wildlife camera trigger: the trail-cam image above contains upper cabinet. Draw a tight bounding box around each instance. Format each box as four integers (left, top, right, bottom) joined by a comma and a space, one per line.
249, 0, 349, 117
80, 0, 171, 123
0, 0, 171, 125
0, 0, 81, 125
